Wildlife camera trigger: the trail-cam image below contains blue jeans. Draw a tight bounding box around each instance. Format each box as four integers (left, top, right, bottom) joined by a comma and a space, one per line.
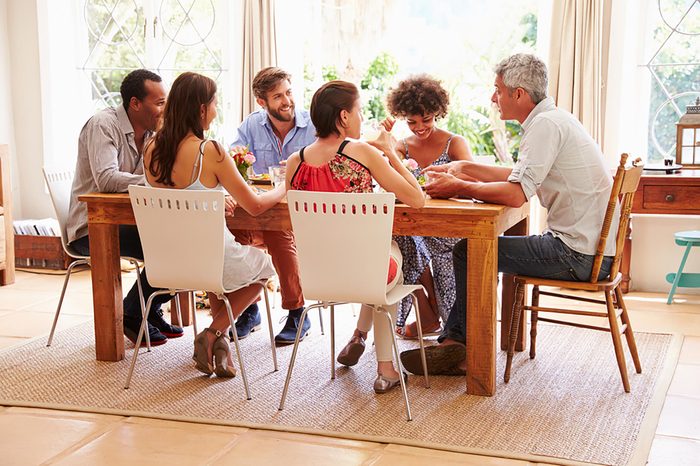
70, 226, 170, 319
439, 233, 613, 343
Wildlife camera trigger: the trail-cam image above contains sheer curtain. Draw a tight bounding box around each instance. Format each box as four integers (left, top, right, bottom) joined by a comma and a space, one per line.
238, 0, 278, 123
548, 0, 612, 145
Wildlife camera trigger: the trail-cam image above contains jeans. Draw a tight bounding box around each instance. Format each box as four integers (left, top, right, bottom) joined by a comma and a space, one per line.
229, 229, 304, 310
439, 233, 613, 343
70, 225, 170, 319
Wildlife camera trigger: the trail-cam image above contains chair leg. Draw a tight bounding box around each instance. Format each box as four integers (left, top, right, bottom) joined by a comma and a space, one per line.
410, 293, 430, 388
190, 292, 198, 338
379, 306, 412, 421
605, 290, 631, 393
173, 294, 183, 330
530, 285, 539, 360
318, 301, 325, 335
125, 291, 169, 389
504, 281, 525, 383
279, 304, 319, 411
221, 297, 251, 400
667, 244, 693, 304
330, 304, 336, 380
132, 261, 151, 351
615, 286, 642, 374
47, 259, 88, 347
189, 292, 198, 337
262, 287, 278, 372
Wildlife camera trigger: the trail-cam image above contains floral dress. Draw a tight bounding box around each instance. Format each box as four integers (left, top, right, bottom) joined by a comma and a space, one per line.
394, 136, 459, 328
290, 140, 399, 285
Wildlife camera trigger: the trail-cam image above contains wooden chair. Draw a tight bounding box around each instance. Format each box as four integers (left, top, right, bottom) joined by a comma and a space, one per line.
504, 153, 644, 393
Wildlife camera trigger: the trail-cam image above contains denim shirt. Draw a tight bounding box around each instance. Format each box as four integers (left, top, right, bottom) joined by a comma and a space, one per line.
232, 108, 317, 174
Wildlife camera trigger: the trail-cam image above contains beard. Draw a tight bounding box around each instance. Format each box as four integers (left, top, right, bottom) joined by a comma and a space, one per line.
268, 104, 295, 122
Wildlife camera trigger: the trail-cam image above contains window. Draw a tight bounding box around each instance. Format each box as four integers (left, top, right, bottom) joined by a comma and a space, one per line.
80, 0, 230, 136
644, 0, 700, 162
295, 0, 543, 163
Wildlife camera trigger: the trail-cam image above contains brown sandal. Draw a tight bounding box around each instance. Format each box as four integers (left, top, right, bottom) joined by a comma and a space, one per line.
396, 321, 442, 340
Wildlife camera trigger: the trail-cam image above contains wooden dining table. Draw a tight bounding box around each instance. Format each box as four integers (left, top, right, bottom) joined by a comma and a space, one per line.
79, 192, 528, 396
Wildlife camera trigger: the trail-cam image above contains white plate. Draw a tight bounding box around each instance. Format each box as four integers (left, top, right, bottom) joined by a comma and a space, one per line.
644, 163, 682, 172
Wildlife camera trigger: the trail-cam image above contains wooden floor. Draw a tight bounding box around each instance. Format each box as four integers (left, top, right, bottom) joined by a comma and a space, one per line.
0, 268, 698, 465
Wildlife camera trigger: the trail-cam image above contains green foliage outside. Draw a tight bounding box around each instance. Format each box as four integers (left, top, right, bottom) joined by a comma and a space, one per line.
360, 52, 399, 122
646, 1, 700, 162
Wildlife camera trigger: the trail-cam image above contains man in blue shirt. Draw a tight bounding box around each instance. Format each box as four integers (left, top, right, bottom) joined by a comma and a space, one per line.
231, 67, 317, 344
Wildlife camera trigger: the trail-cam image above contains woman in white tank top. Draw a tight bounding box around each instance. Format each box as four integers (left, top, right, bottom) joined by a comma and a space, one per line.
144, 72, 285, 378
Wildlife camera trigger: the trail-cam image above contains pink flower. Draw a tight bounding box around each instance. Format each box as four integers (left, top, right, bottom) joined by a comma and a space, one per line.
403, 158, 419, 170
243, 153, 256, 164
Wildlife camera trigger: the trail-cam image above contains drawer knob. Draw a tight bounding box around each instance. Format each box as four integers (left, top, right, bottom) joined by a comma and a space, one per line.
665, 194, 675, 202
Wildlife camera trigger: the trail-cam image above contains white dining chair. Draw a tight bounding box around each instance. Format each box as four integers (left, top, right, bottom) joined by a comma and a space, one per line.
42, 167, 151, 348
125, 185, 278, 400
279, 191, 430, 421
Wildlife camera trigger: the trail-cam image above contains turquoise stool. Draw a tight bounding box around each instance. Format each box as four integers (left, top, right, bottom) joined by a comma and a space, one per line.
666, 230, 700, 304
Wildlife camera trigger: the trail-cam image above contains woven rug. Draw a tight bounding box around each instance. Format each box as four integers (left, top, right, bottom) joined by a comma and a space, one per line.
0, 319, 680, 466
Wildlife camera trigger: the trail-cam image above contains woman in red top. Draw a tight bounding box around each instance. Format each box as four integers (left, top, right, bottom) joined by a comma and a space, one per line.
285, 80, 424, 393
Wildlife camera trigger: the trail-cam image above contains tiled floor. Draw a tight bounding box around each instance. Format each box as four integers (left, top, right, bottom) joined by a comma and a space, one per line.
0, 268, 699, 465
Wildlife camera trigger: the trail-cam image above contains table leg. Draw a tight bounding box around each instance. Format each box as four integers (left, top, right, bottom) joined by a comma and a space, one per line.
466, 237, 497, 396
171, 292, 192, 327
88, 222, 124, 361
500, 218, 528, 351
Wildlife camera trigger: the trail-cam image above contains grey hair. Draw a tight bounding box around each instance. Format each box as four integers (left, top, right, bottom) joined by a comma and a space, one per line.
494, 54, 548, 104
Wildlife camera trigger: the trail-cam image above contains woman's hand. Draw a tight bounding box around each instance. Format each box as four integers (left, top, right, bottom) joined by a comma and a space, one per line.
224, 195, 237, 216
367, 127, 397, 155
380, 116, 396, 132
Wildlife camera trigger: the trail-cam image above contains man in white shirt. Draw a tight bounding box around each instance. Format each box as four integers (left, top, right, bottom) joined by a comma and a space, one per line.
401, 54, 617, 375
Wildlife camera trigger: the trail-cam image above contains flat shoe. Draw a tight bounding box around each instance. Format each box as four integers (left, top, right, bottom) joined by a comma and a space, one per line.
373, 372, 408, 394
400, 344, 466, 376
337, 335, 366, 366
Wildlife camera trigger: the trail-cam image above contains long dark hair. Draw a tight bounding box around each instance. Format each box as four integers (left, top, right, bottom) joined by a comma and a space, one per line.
149, 72, 223, 186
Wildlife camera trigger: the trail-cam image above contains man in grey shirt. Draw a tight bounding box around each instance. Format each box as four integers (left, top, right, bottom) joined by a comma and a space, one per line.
67, 69, 183, 346
401, 54, 616, 375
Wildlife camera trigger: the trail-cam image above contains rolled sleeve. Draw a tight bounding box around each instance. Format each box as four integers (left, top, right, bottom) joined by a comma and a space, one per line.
507, 118, 561, 201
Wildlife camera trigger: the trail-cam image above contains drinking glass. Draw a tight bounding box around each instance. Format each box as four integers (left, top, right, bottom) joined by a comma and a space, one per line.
268, 165, 286, 187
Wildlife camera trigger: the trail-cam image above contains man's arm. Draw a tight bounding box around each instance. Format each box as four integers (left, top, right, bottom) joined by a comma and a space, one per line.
86, 121, 143, 192
232, 117, 251, 148
425, 160, 513, 182
425, 172, 527, 207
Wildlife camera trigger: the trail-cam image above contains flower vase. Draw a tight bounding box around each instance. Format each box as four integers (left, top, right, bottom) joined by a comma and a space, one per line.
237, 164, 249, 182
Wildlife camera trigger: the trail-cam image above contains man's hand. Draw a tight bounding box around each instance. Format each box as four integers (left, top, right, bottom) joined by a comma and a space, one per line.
424, 172, 469, 199
224, 195, 237, 216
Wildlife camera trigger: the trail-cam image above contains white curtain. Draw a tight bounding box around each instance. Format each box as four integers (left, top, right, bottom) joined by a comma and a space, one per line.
548, 0, 612, 145
238, 0, 278, 122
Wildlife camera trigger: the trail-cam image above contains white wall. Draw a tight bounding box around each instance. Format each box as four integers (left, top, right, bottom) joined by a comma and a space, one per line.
6, 0, 51, 219
0, 0, 22, 218
630, 216, 700, 294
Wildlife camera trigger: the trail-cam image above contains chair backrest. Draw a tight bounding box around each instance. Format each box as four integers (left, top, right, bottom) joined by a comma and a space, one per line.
42, 167, 76, 255
128, 185, 226, 292
590, 153, 644, 283
287, 191, 396, 304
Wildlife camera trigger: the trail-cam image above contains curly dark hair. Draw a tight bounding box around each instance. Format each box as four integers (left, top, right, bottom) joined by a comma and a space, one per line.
386, 74, 449, 119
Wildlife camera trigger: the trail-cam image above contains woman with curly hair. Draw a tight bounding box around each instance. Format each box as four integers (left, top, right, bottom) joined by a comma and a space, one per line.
382, 74, 473, 339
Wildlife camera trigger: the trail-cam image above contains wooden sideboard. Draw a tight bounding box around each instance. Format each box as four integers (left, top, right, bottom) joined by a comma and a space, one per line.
621, 169, 700, 292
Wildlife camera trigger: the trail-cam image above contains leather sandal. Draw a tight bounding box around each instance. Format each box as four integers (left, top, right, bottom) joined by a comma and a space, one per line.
396, 321, 442, 340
